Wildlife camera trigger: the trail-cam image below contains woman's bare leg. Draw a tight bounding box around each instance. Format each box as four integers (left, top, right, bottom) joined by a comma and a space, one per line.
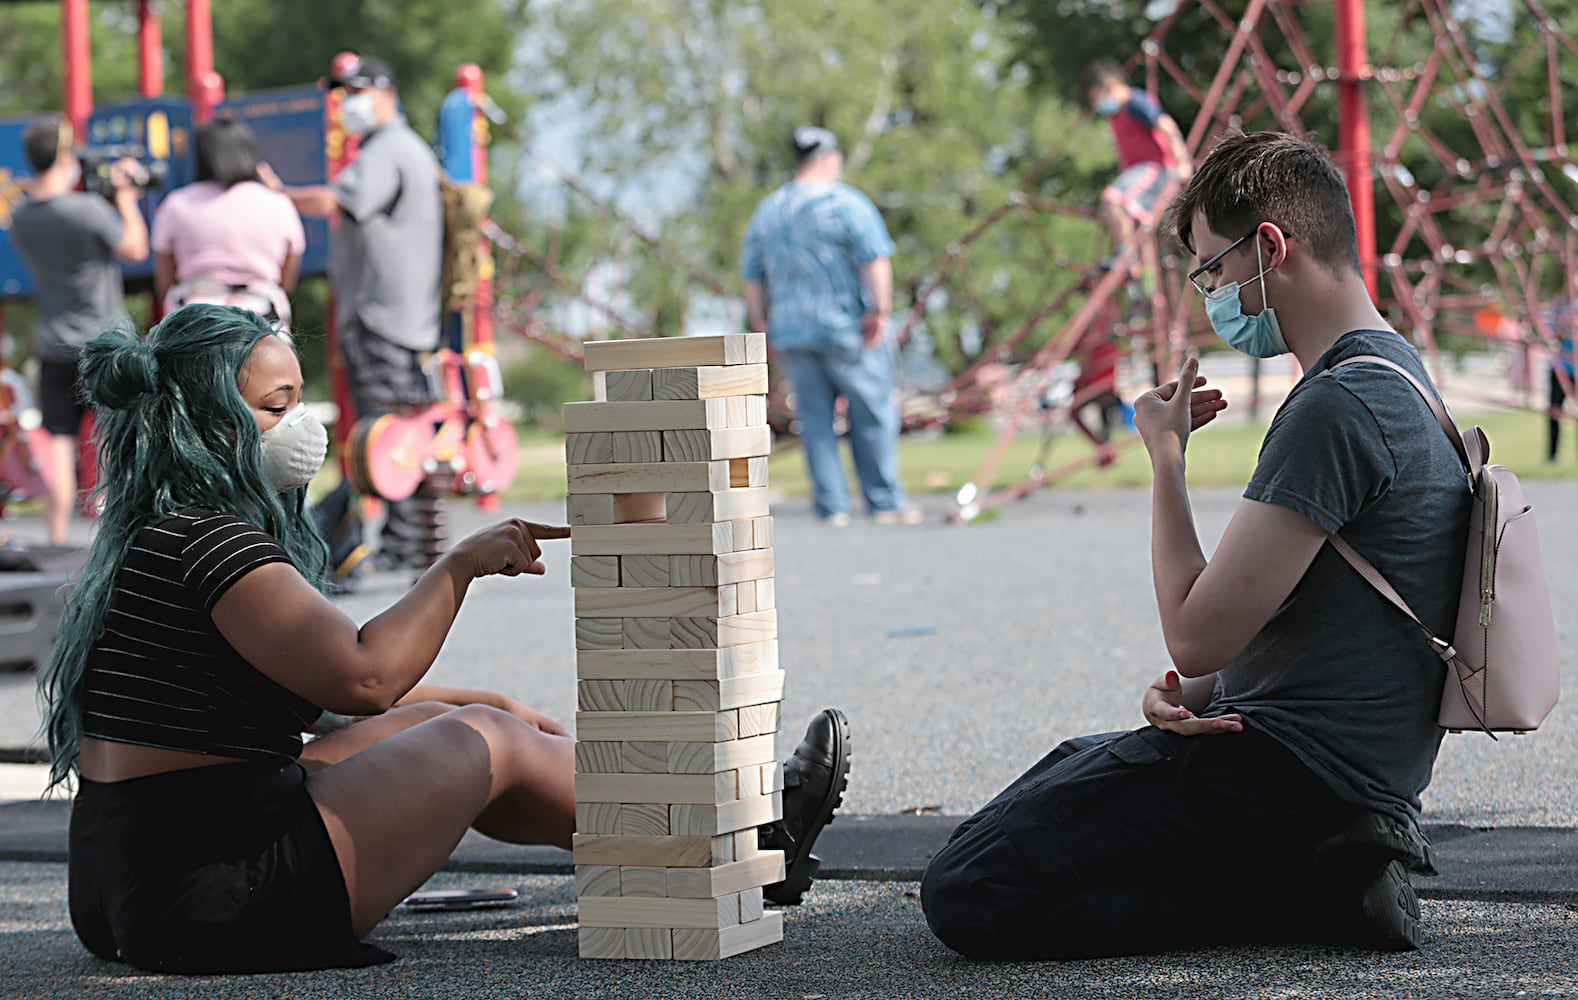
297, 701, 454, 772
306, 704, 576, 936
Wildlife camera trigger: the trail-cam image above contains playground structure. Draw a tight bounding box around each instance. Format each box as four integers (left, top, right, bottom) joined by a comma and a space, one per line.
486, 0, 1577, 521
0, 2, 518, 542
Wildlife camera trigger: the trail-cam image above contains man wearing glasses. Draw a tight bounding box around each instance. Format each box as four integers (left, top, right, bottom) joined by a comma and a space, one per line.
922, 131, 1467, 959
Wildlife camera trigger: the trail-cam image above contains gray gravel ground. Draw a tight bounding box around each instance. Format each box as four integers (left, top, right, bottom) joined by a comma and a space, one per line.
3, 863, 1576, 999
5, 480, 1576, 823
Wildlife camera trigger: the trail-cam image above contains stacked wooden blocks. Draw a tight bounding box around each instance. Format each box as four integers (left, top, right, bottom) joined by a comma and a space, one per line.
568, 333, 787, 960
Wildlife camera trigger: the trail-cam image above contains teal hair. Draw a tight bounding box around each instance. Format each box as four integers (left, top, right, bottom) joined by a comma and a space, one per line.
37, 304, 330, 789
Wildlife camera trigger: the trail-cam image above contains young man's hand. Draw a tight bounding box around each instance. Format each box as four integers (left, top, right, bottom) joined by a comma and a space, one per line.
1143, 670, 1242, 736
1132, 356, 1226, 456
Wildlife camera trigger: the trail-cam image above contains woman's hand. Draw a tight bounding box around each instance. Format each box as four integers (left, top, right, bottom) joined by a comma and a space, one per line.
1132, 357, 1227, 457
451, 519, 571, 578
1143, 670, 1242, 736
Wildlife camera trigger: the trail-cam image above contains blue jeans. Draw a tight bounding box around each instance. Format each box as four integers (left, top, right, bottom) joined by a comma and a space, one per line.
780, 337, 907, 518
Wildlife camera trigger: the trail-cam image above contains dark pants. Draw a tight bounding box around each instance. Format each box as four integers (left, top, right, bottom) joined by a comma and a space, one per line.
339, 321, 432, 559
1550, 367, 1568, 461
920, 725, 1368, 960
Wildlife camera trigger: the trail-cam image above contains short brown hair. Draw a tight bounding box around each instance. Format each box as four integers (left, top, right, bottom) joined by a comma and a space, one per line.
22, 114, 71, 174
1080, 59, 1125, 96
1168, 130, 1361, 275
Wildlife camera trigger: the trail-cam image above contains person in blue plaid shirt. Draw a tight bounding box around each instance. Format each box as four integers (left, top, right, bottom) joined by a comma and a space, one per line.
741, 127, 920, 526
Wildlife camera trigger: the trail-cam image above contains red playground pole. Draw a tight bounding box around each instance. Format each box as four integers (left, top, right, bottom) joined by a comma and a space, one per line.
1335, 0, 1378, 300
137, 0, 163, 97
186, 0, 220, 123
61, 0, 92, 136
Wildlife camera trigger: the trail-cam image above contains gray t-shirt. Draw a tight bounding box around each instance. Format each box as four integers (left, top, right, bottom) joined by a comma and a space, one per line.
1209, 329, 1471, 822
329, 116, 442, 351
10, 193, 128, 362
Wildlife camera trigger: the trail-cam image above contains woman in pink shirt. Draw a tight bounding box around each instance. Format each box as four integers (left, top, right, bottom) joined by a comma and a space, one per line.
152, 116, 306, 329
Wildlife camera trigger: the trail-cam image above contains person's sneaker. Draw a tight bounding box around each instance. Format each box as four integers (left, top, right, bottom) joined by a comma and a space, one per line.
1315, 811, 1438, 876
759, 708, 852, 905
820, 513, 851, 528
1356, 860, 1422, 951
871, 507, 923, 526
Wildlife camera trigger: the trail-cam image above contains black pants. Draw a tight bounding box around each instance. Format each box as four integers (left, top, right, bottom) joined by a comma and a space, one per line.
339, 320, 433, 558
920, 725, 1369, 960
1550, 367, 1568, 461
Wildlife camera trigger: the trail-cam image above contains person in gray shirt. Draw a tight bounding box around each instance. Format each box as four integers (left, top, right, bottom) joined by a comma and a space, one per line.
265, 55, 443, 568
10, 114, 149, 544
922, 131, 1468, 958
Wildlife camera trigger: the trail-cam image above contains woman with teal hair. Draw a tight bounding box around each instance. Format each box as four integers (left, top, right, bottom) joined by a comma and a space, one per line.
39, 304, 576, 973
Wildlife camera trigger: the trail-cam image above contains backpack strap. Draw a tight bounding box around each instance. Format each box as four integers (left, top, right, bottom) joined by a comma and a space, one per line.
1331, 355, 1479, 476
1323, 355, 1469, 664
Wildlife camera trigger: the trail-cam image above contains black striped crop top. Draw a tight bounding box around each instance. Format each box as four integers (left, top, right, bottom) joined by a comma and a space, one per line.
81, 509, 322, 762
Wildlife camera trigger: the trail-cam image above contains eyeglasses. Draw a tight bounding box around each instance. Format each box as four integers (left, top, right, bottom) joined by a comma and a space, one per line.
1187, 229, 1294, 295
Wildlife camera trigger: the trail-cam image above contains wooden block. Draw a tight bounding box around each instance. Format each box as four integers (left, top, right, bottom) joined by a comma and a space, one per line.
739, 887, 764, 923
729, 519, 759, 551
571, 555, 620, 587
735, 583, 756, 614
604, 369, 653, 401
575, 864, 621, 897
754, 578, 775, 611
563, 399, 729, 434
611, 430, 663, 463
578, 680, 626, 712
576, 711, 738, 743
652, 364, 769, 400
619, 555, 669, 588
577, 587, 722, 619
624, 680, 673, 713
576, 618, 624, 650
567, 494, 616, 526
577, 641, 777, 681
624, 928, 672, 959
571, 522, 734, 556
761, 760, 784, 793
668, 550, 774, 587
576, 801, 621, 834
672, 611, 777, 650
576, 772, 736, 804
581, 334, 765, 372
664, 853, 785, 899
738, 702, 781, 738
667, 733, 778, 775
568, 461, 731, 495
618, 803, 670, 836
751, 516, 774, 549
666, 487, 770, 525
621, 740, 670, 772
718, 583, 738, 618
663, 425, 772, 462
579, 895, 745, 930
619, 866, 668, 897
669, 792, 781, 837
723, 395, 768, 427
578, 926, 625, 959
622, 617, 673, 650
736, 764, 762, 800
575, 741, 623, 773
566, 431, 615, 465
573, 833, 728, 867
592, 371, 608, 401
734, 830, 761, 861
745, 456, 769, 488
613, 493, 668, 524
672, 909, 783, 960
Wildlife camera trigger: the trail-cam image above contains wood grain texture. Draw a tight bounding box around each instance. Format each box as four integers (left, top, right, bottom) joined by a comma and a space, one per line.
581, 334, 765, 372
662, 425, 772, 462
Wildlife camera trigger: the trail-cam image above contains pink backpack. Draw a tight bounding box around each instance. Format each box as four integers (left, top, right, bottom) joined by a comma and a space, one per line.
1326, 355, 1560, 737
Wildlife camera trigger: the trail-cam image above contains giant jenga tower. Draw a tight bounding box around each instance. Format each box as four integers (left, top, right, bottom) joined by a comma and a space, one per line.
567, 333, 787, 960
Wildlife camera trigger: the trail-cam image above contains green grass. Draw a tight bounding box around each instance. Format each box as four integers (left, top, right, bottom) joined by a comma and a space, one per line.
501, 407, 1576, 503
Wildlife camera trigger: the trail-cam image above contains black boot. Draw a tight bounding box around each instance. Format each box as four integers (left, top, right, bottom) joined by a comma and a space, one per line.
758, 708, 852, 905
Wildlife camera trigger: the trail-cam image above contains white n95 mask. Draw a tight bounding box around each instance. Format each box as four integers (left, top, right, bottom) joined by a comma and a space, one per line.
259, 404, 328, 492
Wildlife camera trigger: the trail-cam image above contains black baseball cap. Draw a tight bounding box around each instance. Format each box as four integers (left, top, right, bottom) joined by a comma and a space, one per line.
791, 126, 839, 160
331, 55, 397, 90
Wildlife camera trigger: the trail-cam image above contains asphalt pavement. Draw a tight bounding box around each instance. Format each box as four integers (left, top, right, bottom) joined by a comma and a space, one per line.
1, 473, 1576, 997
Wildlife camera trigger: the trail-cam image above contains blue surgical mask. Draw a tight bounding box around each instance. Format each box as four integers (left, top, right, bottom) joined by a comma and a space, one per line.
1094, 96, 1122, 118
1203, 237, 1288, 359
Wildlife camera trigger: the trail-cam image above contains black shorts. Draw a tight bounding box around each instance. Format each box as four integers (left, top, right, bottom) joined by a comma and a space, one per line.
39, 359, 88, 437
69, 760, 396, 974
